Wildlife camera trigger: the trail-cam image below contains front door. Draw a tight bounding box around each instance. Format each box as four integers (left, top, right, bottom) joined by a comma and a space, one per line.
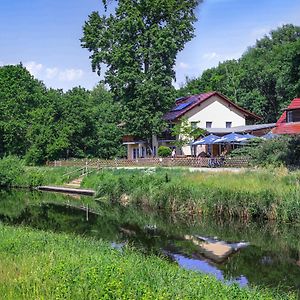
133, 148, 140, 159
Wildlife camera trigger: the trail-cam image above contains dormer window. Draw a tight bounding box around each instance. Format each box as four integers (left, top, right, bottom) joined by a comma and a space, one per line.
287, 111, 292, 123
287, 109, 300, 123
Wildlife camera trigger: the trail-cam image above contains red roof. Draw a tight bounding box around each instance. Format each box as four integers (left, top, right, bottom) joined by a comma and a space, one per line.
272, 122, 300, 134
276, 98, 300, 125
163, 91, 261, 122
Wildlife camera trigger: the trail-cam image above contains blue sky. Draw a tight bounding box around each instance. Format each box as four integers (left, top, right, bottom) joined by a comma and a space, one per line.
0, 0, 299, 91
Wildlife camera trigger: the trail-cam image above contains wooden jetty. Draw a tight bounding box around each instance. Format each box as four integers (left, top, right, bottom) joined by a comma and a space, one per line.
37, 186, 95, 196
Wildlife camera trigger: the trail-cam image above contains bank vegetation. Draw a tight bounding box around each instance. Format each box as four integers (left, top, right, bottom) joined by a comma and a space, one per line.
82, 168, 300, 223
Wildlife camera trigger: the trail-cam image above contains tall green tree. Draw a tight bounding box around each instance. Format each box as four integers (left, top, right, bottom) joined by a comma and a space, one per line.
88, 84, 125, 158
81, 0, 202, 150
25, 88, 65, 164
0, 64, 46, 157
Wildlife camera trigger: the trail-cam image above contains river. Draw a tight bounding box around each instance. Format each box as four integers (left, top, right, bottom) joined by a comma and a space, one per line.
0, 190, 299, 294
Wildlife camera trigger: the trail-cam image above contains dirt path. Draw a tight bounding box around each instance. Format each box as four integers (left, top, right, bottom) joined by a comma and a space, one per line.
64, 176, 84, 188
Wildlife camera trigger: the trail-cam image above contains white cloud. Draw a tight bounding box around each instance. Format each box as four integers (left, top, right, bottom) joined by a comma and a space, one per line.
177, 62, 190, 70
45, 67, 84, 81
202, 52, 219, 60
58, 68, 84, 81
251, 22, 288, 40
45, 67, 59, 79
24, 61, 43, 76
0, 60, 96, 90
23, 61, 84, 82
251, 27, 270, 39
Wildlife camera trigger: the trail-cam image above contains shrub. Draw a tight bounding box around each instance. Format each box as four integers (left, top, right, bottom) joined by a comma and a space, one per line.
24, 146, 46, 165
284, 136, 300, 166
231, 136, 300, 168
252, 136, 288, 166
229, 138, 262, 158
0, 156, 24, 187
158, 146, 172, 157
23, 170, 45, 187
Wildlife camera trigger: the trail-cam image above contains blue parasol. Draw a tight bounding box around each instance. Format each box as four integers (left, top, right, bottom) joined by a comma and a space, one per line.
213, 132, 245, 144
192, 134, 221, 145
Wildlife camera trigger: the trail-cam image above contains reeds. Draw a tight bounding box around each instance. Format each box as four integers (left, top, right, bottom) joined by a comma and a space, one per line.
82, 168, 300, 222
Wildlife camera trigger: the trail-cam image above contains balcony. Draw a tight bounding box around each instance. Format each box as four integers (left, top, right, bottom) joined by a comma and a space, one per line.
157, 130, 176, 141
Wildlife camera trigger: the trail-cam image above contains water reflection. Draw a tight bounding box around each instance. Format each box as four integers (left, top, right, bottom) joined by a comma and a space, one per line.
172, 254, 249, 287
0, 190, 299, 294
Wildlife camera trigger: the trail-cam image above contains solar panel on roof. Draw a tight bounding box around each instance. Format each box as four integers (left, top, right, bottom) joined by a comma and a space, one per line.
176, 96, 186, 102
171, 99, 196, 111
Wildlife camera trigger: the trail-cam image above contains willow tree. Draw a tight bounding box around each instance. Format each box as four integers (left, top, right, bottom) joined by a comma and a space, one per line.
81, 0, 202, 150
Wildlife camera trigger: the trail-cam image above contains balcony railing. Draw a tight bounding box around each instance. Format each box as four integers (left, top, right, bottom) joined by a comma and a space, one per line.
157, 130, 176, 141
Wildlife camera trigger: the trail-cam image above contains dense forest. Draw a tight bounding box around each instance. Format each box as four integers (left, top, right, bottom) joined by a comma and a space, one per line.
177, 24, 300, 123
0, 64, 124, 164
0, 24, 299, 164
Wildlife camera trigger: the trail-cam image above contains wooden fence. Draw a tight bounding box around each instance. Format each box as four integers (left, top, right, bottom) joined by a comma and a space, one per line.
47, 157, 250, 169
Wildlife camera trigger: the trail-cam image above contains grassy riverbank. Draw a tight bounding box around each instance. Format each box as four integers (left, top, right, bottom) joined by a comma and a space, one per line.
82, 168, 300, 222
0, 156, 80, 187
0, 224, 294, 299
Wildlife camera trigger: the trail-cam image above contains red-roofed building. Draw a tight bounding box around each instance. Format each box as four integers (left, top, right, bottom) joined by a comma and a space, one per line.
123, 91, 262, 159
273, 98, 300, 135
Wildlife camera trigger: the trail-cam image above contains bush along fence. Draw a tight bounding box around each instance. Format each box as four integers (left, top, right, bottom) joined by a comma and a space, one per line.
47, 157, 250, 169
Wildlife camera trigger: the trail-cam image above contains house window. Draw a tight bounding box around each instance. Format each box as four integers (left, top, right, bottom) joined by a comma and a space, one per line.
191, 122, 198, 129
287, 111, 293, 123
206, 122, 212, 128
293, 110, 300, 122
287, 109, 300, 123
226, 122, 232, 128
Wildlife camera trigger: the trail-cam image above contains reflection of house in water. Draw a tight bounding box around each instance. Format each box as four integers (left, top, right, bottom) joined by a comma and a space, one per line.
118, 223, 249, 265
183, 235, 249, 264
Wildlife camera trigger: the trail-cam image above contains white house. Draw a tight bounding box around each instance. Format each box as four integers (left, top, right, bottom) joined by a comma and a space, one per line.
123, 91, 261, 159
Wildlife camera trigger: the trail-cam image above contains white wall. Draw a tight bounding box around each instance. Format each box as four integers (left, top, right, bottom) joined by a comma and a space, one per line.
180, 95, 246, 156
127, 143, 148, 159
185, 95, 246, 128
